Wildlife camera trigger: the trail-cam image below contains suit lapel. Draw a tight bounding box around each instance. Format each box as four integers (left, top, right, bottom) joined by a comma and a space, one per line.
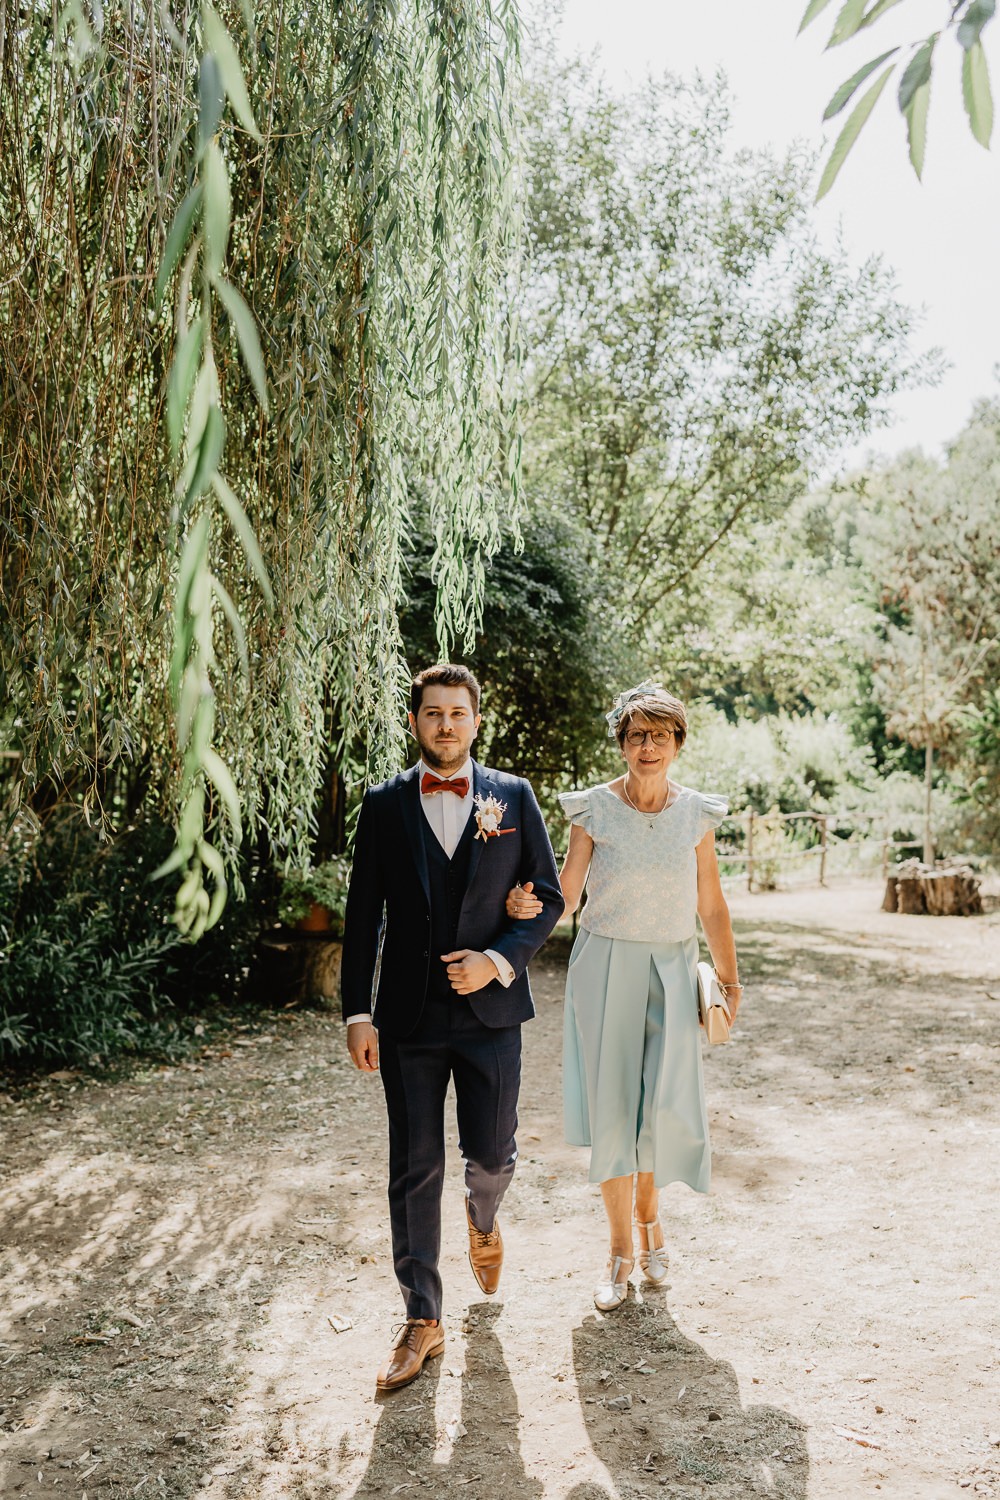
398, 765, 431, 906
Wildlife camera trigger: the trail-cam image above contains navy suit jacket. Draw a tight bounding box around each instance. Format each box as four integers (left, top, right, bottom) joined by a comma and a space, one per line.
340, 761, 563, 1038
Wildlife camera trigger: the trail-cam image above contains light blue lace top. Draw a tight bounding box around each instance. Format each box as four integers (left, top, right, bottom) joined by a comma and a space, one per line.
559, 783, 728, 943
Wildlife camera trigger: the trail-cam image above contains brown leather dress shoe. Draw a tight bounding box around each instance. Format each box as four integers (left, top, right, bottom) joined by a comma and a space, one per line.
466, 1203, 503, 1295
375, 1319, 445, 1393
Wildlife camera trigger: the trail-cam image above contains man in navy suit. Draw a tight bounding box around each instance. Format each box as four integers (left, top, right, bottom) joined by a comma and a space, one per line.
342, 663, 563, 1392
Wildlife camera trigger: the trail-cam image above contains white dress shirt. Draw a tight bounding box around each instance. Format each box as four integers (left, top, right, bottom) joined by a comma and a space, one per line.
345, 759, 515, 1026
418, 755, 475, 856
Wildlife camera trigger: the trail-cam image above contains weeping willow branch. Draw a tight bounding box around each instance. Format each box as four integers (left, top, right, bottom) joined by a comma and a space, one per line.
151, 1, 271, 936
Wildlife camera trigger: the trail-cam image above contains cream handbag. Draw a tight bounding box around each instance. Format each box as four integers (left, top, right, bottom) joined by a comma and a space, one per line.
696, 962, 732, 1045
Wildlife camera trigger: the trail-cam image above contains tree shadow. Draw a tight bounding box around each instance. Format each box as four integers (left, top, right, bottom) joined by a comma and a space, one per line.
0, 1034, 375, 1497
0, 1149, 293, 1496
729, 916, 1000, 1115
570, 1299, 808, 1499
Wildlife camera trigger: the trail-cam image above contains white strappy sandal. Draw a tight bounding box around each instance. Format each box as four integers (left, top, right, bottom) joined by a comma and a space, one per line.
635, 1218, 669, 1285
594, 1254, 633, 1312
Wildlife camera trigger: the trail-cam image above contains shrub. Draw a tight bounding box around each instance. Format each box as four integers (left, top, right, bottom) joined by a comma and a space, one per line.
0, 810, 276, 1067
680, 705, 882, 815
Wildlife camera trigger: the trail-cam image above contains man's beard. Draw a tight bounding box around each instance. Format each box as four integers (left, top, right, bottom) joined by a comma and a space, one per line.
419, 737, 468, 774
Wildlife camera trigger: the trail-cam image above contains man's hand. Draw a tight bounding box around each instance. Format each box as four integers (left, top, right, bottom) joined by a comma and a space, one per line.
441, 950, 500, 995
347, 1020, 379, 1071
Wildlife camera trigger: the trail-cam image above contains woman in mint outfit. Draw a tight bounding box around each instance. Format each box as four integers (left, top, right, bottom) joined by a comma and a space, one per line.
508, 684, 742, 1311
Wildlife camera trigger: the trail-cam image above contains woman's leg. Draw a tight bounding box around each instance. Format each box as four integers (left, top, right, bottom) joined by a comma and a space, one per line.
634, 1171, 665, 1251
594, 1172, 635, 1310
633, 1170, 668, 1283
600, 1173, 635, 1259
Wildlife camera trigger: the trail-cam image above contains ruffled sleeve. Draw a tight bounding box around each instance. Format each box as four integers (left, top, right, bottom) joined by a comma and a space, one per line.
696, 791, 728, 840
558, 788, 593, 833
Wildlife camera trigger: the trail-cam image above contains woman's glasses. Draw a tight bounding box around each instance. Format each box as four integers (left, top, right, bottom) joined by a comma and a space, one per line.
624, 728, 674, 746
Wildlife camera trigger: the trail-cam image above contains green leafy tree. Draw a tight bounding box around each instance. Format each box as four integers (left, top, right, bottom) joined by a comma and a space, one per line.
784, 405, 1000, 855
959, 688, 1000, 846
520, 56, 926, 643
399, 506, 637, 814
660, 505, 875, 721
852, 410, 1000, 855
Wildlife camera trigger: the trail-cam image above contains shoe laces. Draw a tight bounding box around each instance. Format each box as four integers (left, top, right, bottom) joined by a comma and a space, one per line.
393, 1319, 433, 1350
470, 1223, 500, 1247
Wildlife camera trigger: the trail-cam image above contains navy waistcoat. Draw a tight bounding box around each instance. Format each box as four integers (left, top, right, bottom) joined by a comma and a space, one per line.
422, 810, 477, 996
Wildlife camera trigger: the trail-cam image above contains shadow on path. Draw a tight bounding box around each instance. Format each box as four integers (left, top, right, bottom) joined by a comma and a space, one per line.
569, 1296, 808, 1499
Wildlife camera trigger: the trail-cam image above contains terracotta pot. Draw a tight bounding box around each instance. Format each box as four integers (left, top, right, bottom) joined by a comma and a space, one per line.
297, 901, 332, 933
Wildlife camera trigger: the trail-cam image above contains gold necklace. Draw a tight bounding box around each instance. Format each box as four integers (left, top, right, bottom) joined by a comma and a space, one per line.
621, 774, 670, 828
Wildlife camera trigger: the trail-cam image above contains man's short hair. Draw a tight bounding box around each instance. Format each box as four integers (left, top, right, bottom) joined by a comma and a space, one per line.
410, 663, 481, 717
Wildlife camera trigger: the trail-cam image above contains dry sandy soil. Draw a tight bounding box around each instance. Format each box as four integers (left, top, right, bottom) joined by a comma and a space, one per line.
2, 879, 999, 1500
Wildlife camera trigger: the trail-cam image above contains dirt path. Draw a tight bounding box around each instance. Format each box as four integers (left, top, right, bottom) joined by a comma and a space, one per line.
2, 880, 999, 1500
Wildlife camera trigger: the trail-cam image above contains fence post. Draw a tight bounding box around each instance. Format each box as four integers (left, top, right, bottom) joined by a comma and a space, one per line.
819, 815, 828, 887
746, 810, 755, 893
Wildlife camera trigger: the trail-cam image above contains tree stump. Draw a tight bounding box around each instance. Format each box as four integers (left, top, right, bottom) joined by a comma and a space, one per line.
921, 871, 982, 916
255, 931, 344, 1008
894, 877, 927, 914
882, 860, 982, 916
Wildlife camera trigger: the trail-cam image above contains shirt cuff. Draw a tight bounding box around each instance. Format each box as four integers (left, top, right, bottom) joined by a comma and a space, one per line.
484, 949, 515, 988
345, 1013, 372, 1026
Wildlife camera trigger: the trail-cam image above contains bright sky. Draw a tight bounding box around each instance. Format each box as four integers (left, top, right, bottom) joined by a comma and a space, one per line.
537, 0, 1000, 471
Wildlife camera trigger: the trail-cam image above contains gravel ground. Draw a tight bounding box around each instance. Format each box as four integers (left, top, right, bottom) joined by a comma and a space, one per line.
1, 878, 998, 1500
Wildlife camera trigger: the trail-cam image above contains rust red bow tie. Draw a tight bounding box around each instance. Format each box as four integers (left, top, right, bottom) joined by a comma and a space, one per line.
421, 772, 470, 797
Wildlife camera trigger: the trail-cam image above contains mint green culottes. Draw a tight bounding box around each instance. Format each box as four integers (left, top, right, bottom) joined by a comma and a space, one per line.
562, 928, 711, 1191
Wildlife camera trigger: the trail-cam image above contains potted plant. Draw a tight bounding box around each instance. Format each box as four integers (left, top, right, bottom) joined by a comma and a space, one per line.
278, 855, 351, 936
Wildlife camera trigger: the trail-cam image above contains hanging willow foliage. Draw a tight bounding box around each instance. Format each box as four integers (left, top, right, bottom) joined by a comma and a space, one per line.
0, 0, 522, 927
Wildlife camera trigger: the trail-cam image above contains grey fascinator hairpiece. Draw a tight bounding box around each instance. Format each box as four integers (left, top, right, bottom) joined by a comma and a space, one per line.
605, 680, 668, 738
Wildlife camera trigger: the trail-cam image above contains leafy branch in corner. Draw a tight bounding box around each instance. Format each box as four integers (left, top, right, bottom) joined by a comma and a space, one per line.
800, 0, 994, 198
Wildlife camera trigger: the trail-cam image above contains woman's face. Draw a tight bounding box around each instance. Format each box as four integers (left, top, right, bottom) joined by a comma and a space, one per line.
620, 713, 679, 779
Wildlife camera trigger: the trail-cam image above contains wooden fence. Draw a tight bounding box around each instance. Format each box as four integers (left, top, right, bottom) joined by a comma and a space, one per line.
715, 809, 924, 892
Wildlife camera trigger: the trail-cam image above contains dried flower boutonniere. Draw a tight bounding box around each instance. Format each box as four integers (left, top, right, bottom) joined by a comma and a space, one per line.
473, 792, 514, 840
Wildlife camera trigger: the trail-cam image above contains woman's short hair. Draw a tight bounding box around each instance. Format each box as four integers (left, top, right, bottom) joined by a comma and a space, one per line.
616, 691, 687, 750
410, 663, 481, 717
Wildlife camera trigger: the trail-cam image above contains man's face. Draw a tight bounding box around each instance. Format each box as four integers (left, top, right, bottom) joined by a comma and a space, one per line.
409, 685, 481, 773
